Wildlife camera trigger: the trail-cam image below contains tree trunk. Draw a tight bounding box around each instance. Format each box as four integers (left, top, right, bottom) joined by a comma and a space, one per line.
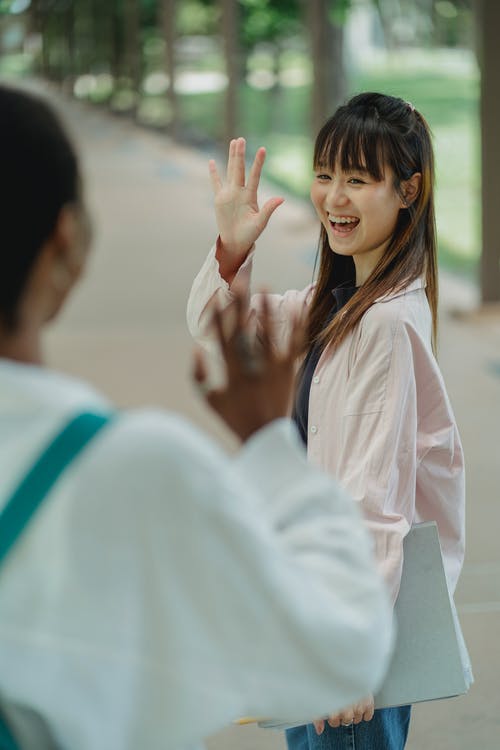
221, 0, 239, 143
110, 0, 124, 84
64, 2, 76, 85
124, 0, 142, 107
160, 0, 179, 138
372, 0, 397, 50
477, 0, 500, 303
306, 0, 347, 138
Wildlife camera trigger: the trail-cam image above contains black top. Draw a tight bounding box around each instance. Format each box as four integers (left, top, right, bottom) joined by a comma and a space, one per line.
292, 284, 358, 447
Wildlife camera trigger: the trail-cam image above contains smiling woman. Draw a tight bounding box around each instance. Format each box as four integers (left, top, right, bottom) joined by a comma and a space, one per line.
188, 91, 470, 750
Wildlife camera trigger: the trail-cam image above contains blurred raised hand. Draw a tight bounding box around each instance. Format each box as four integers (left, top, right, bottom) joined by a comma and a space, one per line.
193, 288, 303, 442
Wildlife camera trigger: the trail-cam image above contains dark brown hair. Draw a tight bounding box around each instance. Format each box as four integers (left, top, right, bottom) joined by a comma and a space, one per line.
0, 85, 80, 331
307, 92, 438, 354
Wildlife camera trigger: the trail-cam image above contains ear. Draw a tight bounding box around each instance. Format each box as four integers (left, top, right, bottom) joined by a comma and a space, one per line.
400, 172, 421, 208
51, 204, 89, 280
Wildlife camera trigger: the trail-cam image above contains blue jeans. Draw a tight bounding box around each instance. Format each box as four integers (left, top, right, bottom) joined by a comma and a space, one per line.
285, 706, 411, 750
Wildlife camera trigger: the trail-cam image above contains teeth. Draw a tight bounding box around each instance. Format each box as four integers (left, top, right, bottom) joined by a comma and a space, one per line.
330, 216, 358, 224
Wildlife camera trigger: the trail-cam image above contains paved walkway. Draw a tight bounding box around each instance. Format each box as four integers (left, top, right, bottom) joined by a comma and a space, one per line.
15, 79, 500, 749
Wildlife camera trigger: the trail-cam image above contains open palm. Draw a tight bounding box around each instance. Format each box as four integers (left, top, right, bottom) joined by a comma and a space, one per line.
209, 137, 284, 260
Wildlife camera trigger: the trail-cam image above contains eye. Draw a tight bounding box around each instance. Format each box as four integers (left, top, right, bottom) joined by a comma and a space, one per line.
347, 177, 365, 185
315, 173, 331, 181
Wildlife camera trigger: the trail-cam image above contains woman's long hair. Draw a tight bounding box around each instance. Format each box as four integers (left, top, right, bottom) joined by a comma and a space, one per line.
307, 92, 438, 354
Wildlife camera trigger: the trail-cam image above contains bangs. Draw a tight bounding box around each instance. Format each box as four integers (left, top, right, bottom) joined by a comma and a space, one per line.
313, 108, 388, 181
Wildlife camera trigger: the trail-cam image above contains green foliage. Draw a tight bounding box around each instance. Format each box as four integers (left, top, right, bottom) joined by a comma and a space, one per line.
177, 0, 219, 36
240, 0, 301, 47
328, 0, 352, 26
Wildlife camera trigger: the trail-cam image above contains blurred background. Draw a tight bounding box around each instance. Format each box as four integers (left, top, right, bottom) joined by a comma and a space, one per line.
0, 0, 489, 279
1, 2, 499, 749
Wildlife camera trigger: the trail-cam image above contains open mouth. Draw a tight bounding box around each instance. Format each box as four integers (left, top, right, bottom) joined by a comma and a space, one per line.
329, 217, 360, 235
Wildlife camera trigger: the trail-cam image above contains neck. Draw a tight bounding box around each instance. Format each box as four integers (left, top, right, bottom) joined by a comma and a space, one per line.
353, 241, 390, 286
0, 324, 44, 366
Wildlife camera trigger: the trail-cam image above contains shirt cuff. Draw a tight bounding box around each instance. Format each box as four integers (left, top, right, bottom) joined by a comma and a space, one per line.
212, 239, 256, 292
235, 418, 309, 497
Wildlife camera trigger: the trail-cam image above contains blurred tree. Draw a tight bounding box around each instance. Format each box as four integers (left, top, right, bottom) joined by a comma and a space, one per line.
221, 0, 239, 141
124, 0, 141, 105
240, 0, 301, 132
177, 0, 219, 35
476, 0, 500, 303
159, 0, 179, 136
240, 0, 300, 49
306, 0, 349, 137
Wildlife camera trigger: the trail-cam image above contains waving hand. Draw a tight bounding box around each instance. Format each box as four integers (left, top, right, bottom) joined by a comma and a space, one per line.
209, 137, 284, 276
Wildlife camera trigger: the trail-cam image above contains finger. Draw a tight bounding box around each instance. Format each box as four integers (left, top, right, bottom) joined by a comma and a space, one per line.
363, 704, 375, 722
258, 196, 284, 230
352, 707, 364, 725
204, 387, 225, 415
226, 138, 236, 182
233, 137, 246, 186
230, 284, 247, 334
286, 312, 307, 362
247, 146, 266, 194
327, 714, 341, 729
211, 303, 231, 362
313, 719, 325, 735
192, 348, 213, 400
193, 347, 208, 385
258, 290, 272, 359
208, 159, 222, 194
340, 712, 354, 727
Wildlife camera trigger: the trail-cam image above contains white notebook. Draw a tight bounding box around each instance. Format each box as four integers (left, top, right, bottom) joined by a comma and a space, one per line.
374, 521, 469, 708
255, 522, 470, 730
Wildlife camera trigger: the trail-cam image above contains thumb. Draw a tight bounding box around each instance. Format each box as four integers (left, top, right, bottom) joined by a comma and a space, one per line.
258, 197, 284, 229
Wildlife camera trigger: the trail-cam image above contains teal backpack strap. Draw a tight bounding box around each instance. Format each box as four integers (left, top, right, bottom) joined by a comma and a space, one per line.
0, 711, 18, 750
0, 411, 113, 749
0, 411, 113, 568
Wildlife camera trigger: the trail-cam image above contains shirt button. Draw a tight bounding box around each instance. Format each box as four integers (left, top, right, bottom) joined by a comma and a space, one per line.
313, 376, 320, 384
310, 425, 318, 434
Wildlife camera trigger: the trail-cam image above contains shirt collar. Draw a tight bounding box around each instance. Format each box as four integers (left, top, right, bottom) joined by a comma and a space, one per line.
374, 277, 426, 303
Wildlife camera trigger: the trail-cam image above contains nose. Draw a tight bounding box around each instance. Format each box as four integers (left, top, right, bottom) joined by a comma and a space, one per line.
324, 180, 349, 211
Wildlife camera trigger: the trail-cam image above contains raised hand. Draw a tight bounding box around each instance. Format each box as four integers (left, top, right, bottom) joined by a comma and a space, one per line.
192, 288, 303, 442
209, 137, 284, 275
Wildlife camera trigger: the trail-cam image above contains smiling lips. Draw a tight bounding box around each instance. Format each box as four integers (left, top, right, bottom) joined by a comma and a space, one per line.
328, 215, 360, 235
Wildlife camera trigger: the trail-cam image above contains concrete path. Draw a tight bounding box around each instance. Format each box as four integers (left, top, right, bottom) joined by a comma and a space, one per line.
14, 79, 500, 749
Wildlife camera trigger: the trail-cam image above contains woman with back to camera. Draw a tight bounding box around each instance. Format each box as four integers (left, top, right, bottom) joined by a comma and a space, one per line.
188, 92, 471, 750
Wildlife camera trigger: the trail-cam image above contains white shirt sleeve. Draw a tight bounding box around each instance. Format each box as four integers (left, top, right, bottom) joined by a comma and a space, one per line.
0, 411, 393, 750
86, 412, 393, 747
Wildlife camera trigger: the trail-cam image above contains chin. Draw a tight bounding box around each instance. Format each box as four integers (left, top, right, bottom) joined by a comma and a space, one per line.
328, 243, 355, 258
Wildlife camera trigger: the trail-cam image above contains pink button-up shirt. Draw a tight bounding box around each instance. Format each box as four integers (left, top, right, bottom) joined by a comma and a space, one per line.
188, 246, 466, 605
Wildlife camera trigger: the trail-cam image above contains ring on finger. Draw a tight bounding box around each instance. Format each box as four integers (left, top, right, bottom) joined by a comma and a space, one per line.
234, 332, 262, 375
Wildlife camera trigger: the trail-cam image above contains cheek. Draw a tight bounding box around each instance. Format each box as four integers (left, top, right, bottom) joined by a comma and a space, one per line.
310, 183, 322, 206
310, 188, 327, 222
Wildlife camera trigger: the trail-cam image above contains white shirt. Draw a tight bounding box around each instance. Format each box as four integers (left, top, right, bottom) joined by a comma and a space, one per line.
0, 360, 392, 750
